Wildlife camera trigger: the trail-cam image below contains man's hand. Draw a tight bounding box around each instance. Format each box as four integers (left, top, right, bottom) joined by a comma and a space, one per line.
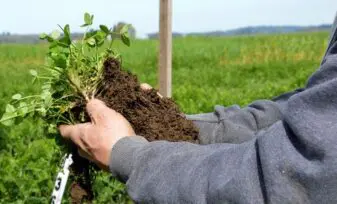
140, 83, 163, 98
59, 99, 135, 171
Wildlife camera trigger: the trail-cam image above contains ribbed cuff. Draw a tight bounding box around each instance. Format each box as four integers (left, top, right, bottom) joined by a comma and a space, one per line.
109, 136, 148, 182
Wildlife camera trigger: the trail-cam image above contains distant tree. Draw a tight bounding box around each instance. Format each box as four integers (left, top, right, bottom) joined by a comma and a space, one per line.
148, 32, 184, 39
113, 22, 136, 38
1, 31, 10, 36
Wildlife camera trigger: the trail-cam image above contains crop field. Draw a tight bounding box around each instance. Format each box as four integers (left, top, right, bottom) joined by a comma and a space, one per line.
0, 31, 330, 203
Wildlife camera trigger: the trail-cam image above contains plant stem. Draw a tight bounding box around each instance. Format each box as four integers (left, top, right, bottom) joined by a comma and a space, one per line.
42, 65, 63, 74
66, 75, 88, 101
0, 110, 35, 122
53, 94, 77, 103
109, 34, 115, 49
96, 45, 99, 71
81, 27, 89, 55
12, 95, 41, 103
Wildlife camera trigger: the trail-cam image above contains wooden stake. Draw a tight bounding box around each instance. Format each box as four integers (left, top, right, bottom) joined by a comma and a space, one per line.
158, 0, 172, 97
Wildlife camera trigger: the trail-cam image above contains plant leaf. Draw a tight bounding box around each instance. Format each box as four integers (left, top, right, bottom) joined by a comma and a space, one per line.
29, 70, 38, 77
1, 104, 17, 126
18, 102, 29, 115
99, 25, 110, 34
45, 35, 55, 43
41, 90, 53, 107
84, 12, 92, 25
121, 33, 130, 47
39, 33, 54, 42
95, 31, 107, 47
12, 94, 22, 100
41, 90, 51, 100
90, 15, 94, 24
57, 35, 71, 48
48, 124, 57, 134
84, 30, 97, 40
120, 24, 130, 34
64, 24, 70, 37
96, 39, 105, 47
87, 37, 96, 46
0, 112, 16, 126
51, 30, 61, 39
49, 41, 58, 49
96, 30, 107, 38
44, 96, 53, 107
42, 83, 51, 91
39, 33, 48, 40
37, 107, 47, 117
6, 104, 15, 113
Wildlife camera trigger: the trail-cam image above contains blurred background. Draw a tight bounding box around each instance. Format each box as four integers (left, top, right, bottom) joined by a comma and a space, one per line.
0, 0, 336, 41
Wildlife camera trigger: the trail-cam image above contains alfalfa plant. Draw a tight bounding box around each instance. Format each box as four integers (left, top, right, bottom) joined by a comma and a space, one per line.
0, 12, 132, 202
0, 12, 131, 130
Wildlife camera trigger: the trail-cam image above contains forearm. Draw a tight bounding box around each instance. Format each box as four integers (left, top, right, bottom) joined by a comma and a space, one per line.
110, 117, 337, 203
187, 100, 283, 144
110, 136, 266, 203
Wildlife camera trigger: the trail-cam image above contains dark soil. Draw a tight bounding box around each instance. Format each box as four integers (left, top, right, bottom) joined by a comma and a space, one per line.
70, 182, 91, 203
69, 57, 199, 203
97, 57, 199, 142
69, 147, 93, 203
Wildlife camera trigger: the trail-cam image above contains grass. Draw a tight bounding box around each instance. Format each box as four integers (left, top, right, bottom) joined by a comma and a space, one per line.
0, 31, 329, 203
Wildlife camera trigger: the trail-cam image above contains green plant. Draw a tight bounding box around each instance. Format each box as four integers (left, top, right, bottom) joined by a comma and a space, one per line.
0, 12, 132, 203
0, 12, 131, 129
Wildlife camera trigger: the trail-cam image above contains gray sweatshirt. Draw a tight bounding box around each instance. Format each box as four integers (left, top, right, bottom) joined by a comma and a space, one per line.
109, 20, 337, 204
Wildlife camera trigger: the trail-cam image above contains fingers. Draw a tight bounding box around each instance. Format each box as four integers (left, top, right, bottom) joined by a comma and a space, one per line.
59, 124, 77, 140
59, 123, 90, 152
156, 92, 163, 98
140, 83, 163, 98
140, 83, 153, 91
86, 99, 112, 125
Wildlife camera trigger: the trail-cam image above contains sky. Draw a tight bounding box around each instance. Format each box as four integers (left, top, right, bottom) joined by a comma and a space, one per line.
1, 0, 336, 38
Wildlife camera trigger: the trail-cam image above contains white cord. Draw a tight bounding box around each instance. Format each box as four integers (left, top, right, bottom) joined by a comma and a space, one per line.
51, 154, 73, 204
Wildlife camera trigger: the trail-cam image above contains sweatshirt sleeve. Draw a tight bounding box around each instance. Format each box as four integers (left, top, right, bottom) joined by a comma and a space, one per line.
109, 42, 337, 204
186, 100, 284, 144
186, 77, 306, 146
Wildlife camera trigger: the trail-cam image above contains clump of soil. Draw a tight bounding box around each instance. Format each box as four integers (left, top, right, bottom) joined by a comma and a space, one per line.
70, 57, 199, 203
96, 57, 199, 142
70, 182, 91, 203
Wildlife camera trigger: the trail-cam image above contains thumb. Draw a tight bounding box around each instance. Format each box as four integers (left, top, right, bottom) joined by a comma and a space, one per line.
86, 99, 111, 125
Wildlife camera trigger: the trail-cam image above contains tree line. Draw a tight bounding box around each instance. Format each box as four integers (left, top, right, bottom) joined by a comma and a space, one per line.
0, 22, 136, 44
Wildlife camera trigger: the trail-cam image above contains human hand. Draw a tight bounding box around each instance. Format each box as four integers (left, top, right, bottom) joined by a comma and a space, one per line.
59, 99, 135, 171
140, 83, 163, 98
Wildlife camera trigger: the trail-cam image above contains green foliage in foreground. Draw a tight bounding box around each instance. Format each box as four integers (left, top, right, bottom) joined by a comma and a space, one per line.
0, 12, 132, 203
0, 31, 329, 203
0, 12, 131, 129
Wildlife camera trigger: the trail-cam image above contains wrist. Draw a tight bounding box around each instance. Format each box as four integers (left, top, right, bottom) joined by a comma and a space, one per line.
109, 136, 148, 182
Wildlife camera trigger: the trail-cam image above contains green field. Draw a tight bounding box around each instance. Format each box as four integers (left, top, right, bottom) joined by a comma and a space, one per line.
0, 31, 330, 203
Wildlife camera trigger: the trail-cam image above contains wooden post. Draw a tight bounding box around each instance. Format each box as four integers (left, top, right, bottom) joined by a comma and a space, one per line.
158, 0, 172, 97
